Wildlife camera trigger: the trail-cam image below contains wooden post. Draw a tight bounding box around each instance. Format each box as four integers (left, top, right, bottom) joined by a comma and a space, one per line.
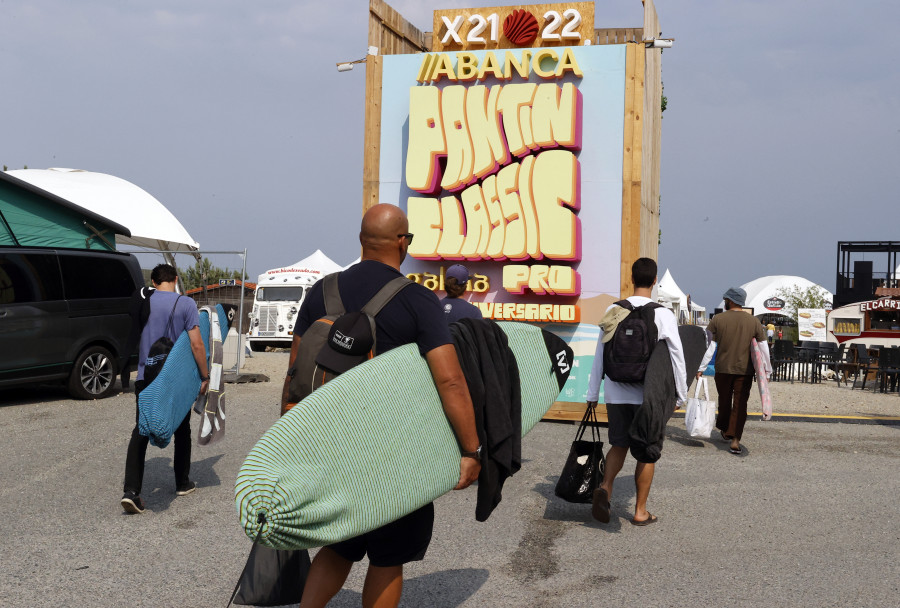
619, 42, 645, 298
362, 54, 382, 214
363, 0, 429, 215
641, 0, 662, 260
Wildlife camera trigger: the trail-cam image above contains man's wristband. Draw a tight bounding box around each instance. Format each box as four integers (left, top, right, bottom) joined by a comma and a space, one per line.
461, 445, 482, 461
201, 375, 210, 381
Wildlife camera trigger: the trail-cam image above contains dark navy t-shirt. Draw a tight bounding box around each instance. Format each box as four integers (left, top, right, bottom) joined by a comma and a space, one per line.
440, 296, 483, 324
295, 260, 451, 356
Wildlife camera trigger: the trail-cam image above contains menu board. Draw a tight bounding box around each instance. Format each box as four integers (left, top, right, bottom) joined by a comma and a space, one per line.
798, 308, 827, 341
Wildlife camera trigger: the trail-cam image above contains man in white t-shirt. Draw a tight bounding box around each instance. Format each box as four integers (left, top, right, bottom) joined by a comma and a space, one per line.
585, 258, 686, 526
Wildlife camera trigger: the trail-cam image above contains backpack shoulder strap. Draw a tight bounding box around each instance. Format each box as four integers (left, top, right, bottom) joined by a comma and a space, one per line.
361, 276, 413, 317
165, 294, 183, 335
615, 299, 634, 311
360, 276, 413, 356
322, 272, 345, 317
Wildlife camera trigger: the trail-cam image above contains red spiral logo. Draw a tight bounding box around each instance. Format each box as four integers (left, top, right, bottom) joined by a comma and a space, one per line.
503, 9, 539, 46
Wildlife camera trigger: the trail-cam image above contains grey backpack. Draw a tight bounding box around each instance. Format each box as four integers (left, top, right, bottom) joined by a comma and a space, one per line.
282, 272, 411, 414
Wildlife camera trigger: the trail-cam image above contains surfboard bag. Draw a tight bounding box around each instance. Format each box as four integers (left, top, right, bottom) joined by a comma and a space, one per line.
283, 272, 411, 414
236, 321, 571, 550
195, 304, 228, 446
138, 307, 227, 448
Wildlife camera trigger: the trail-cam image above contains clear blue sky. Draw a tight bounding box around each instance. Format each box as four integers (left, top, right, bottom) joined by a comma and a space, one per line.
2, 1, 898, 309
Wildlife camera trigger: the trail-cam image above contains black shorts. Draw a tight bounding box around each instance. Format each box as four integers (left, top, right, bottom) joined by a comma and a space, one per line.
606, 402, 638, 448
328, 503, 434, 567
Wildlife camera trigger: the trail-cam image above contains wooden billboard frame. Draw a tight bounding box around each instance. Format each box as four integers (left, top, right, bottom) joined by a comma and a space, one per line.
362, 0, 665, 422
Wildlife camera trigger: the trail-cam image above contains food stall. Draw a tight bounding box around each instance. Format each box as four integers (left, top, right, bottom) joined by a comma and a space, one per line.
827, 295, 900, 348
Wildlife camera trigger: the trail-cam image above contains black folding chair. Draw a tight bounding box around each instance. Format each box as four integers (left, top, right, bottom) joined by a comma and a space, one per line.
831, 343, 854, 386
772, 339, 795, 383
851, 344, 877, 390
876, 347, 900, 393
817, 343, 840, 384
798, 341, 821, 383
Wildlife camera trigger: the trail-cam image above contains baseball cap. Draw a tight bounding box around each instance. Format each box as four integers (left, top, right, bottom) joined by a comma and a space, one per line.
445, 264, 470, 284
723, 287, 747, 308
315, 312, 374, 373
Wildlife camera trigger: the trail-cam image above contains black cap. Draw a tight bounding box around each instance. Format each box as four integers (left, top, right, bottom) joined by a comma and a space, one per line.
315, 312, 374, 373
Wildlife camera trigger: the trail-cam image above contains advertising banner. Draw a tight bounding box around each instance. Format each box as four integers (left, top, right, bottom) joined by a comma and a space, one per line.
379, 44, 626, 326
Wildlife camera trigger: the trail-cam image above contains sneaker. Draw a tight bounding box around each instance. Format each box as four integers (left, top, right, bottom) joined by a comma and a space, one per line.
121, 491, 145, 514
176, 480, 197, 496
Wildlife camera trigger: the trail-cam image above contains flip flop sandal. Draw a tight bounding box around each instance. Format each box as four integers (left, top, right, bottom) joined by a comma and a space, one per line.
630, 514, 658, 526
591, 488, 610, 523
729, 446, 742, 455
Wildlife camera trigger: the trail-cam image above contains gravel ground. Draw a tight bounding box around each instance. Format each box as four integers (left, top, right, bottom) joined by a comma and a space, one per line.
1, 349, 898, 607
245, 351, 900, 419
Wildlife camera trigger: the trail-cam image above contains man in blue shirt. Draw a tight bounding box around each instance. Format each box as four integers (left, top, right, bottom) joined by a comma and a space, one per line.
121, 264, 209, 514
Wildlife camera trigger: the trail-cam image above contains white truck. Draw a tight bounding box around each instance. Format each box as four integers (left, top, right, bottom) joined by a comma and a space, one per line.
247, 250, 344, 351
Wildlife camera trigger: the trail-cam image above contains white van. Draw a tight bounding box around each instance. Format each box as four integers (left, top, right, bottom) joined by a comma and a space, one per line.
247, 251, 343, 351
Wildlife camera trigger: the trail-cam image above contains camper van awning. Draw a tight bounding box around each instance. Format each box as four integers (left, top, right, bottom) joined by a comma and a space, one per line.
1, 170, 131, 250
5, 168, 199, 254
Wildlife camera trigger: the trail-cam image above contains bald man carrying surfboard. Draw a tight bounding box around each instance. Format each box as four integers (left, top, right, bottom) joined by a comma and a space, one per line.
280, 204, 481, 608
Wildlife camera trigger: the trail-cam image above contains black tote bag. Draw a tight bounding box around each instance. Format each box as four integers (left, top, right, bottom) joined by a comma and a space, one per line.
230, 544, 311, 606
554, 403, 605, 503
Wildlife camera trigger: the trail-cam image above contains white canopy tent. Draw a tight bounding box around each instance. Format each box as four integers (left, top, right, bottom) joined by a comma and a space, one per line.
718, 275, 833, 315
658, 269, 706, 321
256, 249, 344, 285
7, 168, 200, 256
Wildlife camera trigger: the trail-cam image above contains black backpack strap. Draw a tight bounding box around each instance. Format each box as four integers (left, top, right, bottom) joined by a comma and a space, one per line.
165, 294, 182, 337
360, 276, 413, 355
321, 273, 345, 317
615, 299, 634, 311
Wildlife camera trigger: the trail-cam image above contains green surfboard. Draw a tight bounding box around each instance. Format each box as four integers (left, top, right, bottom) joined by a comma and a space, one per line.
235, 321, 571, 549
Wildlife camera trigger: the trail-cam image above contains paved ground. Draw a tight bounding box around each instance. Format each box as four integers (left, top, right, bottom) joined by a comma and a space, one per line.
1, 353, 898, 607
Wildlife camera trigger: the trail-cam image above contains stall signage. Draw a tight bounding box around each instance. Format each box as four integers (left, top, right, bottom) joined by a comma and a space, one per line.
798, 308, 827, 341
764, 297, 785, 311
859, 298, 900, 312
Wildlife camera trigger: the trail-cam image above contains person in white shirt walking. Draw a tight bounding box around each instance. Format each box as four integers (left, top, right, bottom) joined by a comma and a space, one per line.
585, 258, 687, 526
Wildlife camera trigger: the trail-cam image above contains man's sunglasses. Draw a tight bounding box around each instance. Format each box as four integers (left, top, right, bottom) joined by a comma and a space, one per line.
398, 233, 414, 244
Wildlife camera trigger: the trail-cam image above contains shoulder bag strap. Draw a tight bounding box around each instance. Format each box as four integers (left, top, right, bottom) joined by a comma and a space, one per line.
322, 272, 345, 317
165, 294, 183, 337
361, 276, 413, 317
360, 276, 413, 355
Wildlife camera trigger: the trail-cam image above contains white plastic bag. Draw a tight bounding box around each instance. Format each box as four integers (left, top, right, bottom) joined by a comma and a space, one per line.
685, 377, 716, 438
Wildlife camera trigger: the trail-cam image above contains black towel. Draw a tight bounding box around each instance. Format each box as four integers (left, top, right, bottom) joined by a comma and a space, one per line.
629, 325, 707, 463
449, 318, 522, 522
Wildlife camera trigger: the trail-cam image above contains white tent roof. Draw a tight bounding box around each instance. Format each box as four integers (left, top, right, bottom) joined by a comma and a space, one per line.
7, 168, 199, 253
719, 275, 833, 314
256, 249, 343, 285
657, 269, 684, 304
658, 269, 706, 314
